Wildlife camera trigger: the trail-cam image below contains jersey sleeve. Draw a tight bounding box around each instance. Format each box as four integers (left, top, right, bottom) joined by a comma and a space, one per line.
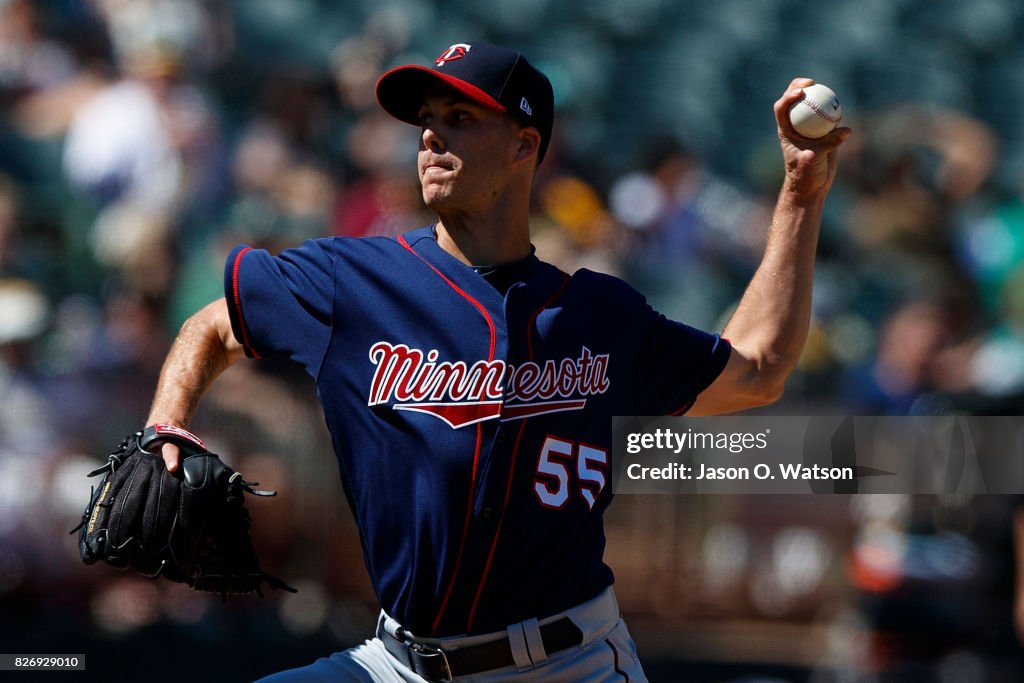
224, 241, 334, 377
633, 306, 732, 416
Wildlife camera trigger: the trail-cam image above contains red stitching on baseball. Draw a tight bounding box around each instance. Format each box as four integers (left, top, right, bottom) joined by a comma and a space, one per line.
802, 97, 841, 123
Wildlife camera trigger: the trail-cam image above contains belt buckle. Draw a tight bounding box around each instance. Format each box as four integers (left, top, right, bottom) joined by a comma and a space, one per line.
408, 641, 453, 682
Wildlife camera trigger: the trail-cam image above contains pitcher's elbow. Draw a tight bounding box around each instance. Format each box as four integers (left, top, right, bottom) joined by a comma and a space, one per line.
748, 358, 792, 407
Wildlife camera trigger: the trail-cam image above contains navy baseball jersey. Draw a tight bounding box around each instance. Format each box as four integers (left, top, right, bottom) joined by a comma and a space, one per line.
224, 225, 730, 636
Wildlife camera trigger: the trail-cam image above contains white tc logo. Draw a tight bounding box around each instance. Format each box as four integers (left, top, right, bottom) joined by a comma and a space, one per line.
435, 43, 471, 66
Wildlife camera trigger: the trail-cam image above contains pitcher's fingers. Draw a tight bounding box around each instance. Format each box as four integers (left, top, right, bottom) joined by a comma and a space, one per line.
820, 126, 853, 151
162, 442, 181, 473
775, 78, 834, 136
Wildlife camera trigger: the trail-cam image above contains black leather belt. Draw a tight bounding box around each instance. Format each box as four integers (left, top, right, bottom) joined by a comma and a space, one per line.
378, 617, 583, 681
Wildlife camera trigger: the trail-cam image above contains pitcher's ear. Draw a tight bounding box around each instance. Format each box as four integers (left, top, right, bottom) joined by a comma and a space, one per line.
515, 127, 541, 163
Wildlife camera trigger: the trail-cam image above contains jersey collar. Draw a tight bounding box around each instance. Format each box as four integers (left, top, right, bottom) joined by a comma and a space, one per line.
398, 224, 567, 314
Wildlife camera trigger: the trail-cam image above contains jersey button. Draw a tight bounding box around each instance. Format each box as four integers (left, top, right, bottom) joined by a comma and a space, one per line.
482, 506, 494, 519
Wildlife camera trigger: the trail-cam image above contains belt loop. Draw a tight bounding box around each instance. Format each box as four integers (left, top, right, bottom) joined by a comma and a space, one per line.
523, 618, 548, 667
559, 586, 618, 647
507, 622, 532, 671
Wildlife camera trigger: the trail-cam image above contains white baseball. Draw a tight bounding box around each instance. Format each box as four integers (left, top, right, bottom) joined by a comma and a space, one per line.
788, 83, 842, 139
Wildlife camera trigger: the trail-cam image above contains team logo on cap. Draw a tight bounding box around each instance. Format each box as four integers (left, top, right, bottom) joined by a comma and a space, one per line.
436, 43, 471, 66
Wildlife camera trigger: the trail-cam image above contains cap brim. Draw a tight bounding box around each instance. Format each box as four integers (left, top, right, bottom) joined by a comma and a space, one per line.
375, 65, 506, 125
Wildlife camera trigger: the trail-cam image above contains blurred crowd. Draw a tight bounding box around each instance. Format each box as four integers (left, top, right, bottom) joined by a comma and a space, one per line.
2, 1, 1024, 680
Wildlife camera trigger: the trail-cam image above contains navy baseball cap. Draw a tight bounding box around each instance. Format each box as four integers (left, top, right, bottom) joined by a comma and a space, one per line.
376, 42, 554, 162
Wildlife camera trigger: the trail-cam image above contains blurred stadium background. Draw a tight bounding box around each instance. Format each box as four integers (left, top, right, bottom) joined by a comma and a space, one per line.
2, 0, 1024, 681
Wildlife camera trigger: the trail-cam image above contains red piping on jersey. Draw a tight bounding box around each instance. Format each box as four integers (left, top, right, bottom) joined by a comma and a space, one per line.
670, 400, 694, 416
231, 247, 262, 359
398, 234, 497, 359
466, 418, 528, 631
431, 422, 484, 634
526, 272, 569, 360
397, 234, 497, 635
606, 639, 630, 681
466, 272, 569, 632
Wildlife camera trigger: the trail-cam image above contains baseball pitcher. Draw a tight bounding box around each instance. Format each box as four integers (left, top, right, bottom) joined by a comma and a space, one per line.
138, 42, 849, 681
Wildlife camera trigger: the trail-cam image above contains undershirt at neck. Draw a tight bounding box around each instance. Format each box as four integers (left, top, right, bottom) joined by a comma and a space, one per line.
471, 252, 535, 295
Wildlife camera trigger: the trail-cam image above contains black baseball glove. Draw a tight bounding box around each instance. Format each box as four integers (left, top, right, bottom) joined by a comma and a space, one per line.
71, 424, 295, 598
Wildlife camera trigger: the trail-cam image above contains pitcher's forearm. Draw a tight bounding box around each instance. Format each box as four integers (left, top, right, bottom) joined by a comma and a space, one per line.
146, 299, 244, 427
722, 191, 823, 379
